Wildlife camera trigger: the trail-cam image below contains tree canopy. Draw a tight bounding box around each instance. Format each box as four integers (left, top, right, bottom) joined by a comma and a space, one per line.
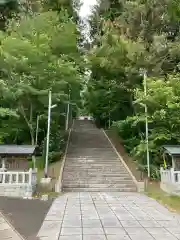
85, 0, 180, 178
0, 0, 83, 164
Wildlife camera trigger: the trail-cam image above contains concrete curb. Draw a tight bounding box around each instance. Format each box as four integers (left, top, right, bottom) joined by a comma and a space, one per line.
55, 120, 74, 193
102, 129, 138, 190
0, 211, 25, 240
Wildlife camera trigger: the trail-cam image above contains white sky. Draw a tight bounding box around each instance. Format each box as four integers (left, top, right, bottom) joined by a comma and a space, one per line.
79, 0, 97, 19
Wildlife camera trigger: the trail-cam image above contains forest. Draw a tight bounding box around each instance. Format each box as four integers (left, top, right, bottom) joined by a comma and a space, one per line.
1, 0, 180, 178
0, 0, 83, 165
85, 0, 180, 178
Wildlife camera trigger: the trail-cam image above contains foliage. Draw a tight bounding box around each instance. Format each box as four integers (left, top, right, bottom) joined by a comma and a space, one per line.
0, 1, 82, 167
85, 0, 180, 178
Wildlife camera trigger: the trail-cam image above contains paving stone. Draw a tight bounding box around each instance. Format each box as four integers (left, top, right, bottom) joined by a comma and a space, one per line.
173, 233, 180, 239
83, 227, 104, 235
45, 215, 63, 221
120, 220, 141, 228
139, 220, 161, 228
62, 220, 81, 228
0, 228, 21, 239
146, 227, 175, 235
129, 235, 154, 240
60, 228, 82, 235
0, 222, 11, 231
117, 214, 135, 220
63, 215, 81, 220
0, 217, 5, 224
101, 219, 122, 227
124, 227, 148, 234
166, 227, 180, 234
39, 237, 59, 240
38, 220, 61, 237
104, 227, 126, 235
82, 219, 102, 228
153, 236, 177, 240
83, 235, 106, 240
58, 235, 82, 240
82, 215, 99, 220
106, 235, 131, 240
158, 220, 179, 227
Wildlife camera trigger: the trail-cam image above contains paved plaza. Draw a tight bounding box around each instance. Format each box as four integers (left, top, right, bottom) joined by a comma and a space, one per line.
37, 192, 180, 240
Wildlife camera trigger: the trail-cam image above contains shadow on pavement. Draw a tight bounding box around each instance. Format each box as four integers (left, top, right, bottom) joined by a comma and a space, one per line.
0, 197, 52, 240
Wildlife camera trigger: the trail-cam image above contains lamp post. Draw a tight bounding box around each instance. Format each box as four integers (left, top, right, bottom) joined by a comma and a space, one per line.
139, 69, 150, 179
143, 72, 150, 179
44, 90, 57, 178
65, 89, 70, 131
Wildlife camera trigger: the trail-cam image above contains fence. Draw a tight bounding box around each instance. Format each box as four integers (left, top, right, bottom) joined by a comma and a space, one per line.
0, 168, 37, 185
160, 167, 180, 184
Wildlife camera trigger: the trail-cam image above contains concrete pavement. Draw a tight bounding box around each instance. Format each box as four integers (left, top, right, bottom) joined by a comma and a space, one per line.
37, 192, 180, 240
0, 211, 24, 240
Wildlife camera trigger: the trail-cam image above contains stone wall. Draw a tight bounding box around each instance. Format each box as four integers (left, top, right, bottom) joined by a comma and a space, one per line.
0, 184, 35, 198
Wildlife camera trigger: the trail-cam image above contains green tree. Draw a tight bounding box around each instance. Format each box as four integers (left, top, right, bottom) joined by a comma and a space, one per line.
0, 9, 82, 147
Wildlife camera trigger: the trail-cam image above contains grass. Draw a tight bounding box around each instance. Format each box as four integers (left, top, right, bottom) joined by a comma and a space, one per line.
37, 160, 62, 181
145, 181, 180, 213
35, 160, 62, 198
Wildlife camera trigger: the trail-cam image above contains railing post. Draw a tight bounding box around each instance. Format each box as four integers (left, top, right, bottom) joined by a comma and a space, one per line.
170, 168, 175, 183
16, 173, 19, 183
22, 172, 25, 184
29, 168, 32, 185
9, 173, 12, 184
160, 167, 164, 182
177, 172, 180, 183
2, 173, 5, 184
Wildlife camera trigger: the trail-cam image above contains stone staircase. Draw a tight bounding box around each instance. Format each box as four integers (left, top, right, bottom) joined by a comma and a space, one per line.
62, 120, 137, 192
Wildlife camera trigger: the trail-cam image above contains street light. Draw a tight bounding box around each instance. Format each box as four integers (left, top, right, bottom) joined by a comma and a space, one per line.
44, 90, 57, 178
140, 69, 150, 179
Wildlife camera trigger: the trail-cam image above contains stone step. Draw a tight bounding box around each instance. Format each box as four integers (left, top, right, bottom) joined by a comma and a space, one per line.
61, 120, 137, 192
63, 187, 137, 192
63, 180, 134, 184
63, 173, 130, 177
66, 154, 117, 157
65, 158, 121, 161
63, 176, 132, 183
65, 160, 121, 163
63, 170, 129, 174
64, 166, 126, 169
63, 183, 135, 188
64, 162, 123, 165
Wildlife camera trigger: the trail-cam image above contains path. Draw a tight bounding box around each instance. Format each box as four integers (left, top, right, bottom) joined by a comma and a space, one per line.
37, 192, 180, 240
0, 196, 52, 240
0, 211, 24, 240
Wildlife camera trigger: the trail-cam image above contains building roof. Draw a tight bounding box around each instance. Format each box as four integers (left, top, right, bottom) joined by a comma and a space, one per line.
162, 145, 180, 156
0, 145, 36, 157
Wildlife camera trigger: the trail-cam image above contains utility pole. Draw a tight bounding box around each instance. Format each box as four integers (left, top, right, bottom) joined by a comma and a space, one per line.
143, 72, 150, 179
44, 90, 52, 178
